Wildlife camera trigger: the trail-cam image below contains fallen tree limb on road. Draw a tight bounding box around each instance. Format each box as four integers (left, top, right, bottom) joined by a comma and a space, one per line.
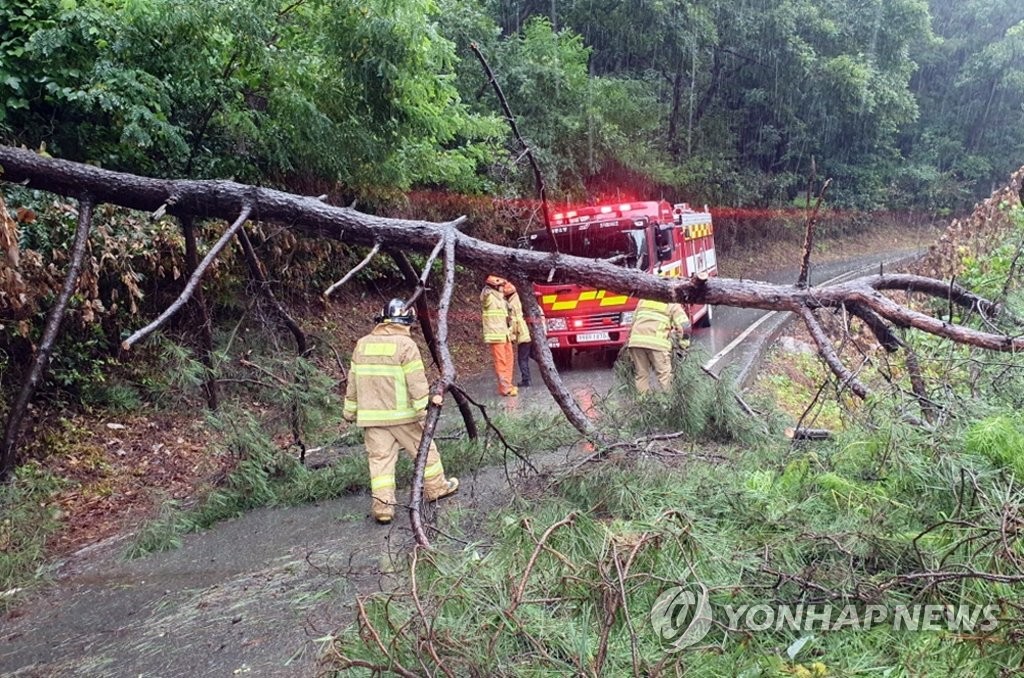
2, 145, 1022, 481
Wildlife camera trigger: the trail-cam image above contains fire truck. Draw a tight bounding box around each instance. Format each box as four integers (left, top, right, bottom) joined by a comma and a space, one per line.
525, 200, 717, 369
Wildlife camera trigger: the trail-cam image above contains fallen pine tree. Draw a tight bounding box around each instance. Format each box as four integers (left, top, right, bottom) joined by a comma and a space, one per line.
2, 145, 1023, 544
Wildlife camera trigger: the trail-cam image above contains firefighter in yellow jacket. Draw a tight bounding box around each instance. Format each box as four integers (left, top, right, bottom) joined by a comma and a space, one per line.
482, 275, 517, 396
503, 281, 532, 387
626, 299, 690, 393
343, 299, 459, 524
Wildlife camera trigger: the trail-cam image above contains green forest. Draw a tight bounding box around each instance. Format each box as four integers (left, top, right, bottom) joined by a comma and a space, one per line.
2, 0, 1022, 209
3, 1, 1024, 676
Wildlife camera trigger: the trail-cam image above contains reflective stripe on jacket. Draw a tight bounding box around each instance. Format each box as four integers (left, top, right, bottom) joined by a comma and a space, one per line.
481, 286, 511, 344
344, 323, 430, 427
506, 290, 531, 344
626, 299, 689, 351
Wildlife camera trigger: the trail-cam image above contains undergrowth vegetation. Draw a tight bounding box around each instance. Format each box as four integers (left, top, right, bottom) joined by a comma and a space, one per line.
603, 347, 770, 445
0, 462, 63, 609
326, 395, 1024, 676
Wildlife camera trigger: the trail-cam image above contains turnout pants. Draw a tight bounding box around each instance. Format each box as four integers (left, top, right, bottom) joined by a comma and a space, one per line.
516, 342, 532, 386
630, 347, 672, 393
364, 422, 448, 521
489, 341, 515, 394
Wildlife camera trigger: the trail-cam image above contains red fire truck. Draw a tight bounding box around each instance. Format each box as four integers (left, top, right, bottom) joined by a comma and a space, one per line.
525, 200, 717, 369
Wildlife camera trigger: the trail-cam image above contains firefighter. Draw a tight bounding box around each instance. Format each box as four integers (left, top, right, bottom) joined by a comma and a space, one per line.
343, 299, 459, 524
482, 275, 517, 396
626, 299, 690, 393
503, 281, 532, 387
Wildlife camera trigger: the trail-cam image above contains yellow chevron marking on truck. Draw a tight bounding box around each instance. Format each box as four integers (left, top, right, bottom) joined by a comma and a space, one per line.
541, 288, 632, 310
686, 223, 713, 240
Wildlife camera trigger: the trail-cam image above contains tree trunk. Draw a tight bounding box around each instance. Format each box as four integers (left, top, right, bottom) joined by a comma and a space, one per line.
1, 197, 94, 480
181, 215, 220, 409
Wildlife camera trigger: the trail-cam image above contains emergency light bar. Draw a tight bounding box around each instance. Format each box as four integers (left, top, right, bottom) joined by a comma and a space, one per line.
547, 200, 677, 226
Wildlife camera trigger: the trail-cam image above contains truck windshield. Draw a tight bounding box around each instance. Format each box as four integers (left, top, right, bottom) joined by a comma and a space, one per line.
530, 225, 649, 271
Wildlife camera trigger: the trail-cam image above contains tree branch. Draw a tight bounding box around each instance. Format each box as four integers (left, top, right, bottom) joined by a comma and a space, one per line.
512, 273, 604, 441
323, 242, 381, 298
404, 236, 445, 308
796, 161, 831, 288
409, 227, 459, 547
5, 147, 1024, 411
237, 226, 309, 355
122, 202, 253, 349
180, 214, 219, 409
797, 306, 870, 400
469, 43, 556, 248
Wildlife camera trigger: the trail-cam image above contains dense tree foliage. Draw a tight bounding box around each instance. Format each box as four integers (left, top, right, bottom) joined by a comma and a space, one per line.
1, 0, 501, 191
1, 0, 1022, 207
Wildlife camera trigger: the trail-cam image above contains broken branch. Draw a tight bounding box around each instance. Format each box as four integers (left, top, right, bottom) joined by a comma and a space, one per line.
122, 202, 253, 349
323, 242, 381, 298
798, 306, 870, 399
409, 228, 458, 548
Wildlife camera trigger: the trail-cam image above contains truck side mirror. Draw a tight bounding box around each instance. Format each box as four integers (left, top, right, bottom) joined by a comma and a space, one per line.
655, 226, 674, 261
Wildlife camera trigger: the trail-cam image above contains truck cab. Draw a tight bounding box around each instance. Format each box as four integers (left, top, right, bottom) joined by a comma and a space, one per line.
525, 200, 717, 369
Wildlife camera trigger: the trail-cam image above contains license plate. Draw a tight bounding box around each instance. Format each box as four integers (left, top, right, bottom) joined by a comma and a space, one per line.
577, 331, 611, 343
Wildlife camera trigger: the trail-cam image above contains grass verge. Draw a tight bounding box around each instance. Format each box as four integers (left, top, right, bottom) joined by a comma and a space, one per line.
0, 462, 64, 610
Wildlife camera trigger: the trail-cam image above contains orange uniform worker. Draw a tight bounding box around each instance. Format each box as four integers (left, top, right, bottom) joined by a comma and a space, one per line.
481, 275, 517, 396
626, 299, 690, 393
343, 299, 459, 524
503, 281, 532, 387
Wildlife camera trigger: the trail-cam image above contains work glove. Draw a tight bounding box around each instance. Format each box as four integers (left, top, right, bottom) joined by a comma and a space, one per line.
343, 411, 356, 423
671, 333, 690, 351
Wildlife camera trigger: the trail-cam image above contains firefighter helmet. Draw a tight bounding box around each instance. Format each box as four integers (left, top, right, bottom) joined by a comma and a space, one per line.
486, 274, 506, 288
380, 298, 416, 325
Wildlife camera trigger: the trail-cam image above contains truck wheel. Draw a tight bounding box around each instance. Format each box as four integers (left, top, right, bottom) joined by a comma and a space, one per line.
552, 348, 573, 371
695, 305, 713, 328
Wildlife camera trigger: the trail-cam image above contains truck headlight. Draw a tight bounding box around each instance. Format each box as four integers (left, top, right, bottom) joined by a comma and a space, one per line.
621, 311, 635, 326
547, 317, 568, 332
